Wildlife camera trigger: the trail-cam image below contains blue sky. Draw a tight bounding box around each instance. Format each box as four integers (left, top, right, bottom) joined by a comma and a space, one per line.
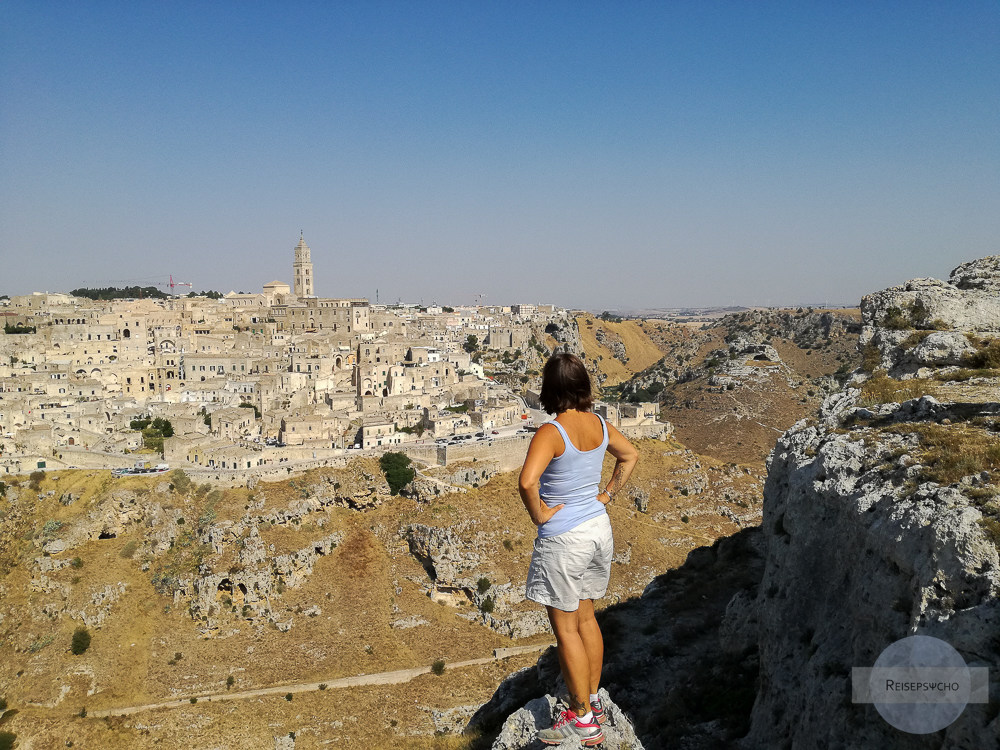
1, 1, 997, 309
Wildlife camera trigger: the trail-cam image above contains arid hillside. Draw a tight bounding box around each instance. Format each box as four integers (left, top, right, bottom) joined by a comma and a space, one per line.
0, 437, 763, 749
598, 309, 862, 464
574, 314, 670, 387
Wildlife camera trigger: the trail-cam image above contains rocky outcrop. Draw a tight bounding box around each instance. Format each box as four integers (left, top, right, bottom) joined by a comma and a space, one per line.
743, 390, 999, 747
406, 524, 477, 584
186, 528, 342, 631
740, 257, 1000, 747
469, 530, 765, 748
538, 316, 583, 357
859, 255, 1000, 376
716, 308, 861, 351
490, 691, 643, 750
476, 257, 999, 749
595, 327, 629, 364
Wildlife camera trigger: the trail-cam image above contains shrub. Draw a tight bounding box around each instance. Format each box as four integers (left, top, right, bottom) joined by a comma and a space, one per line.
226, 675, 235, 689
882, 307, 911, 330
476, 577, 491, 594
171, 469, 192, 494
285, 693, 293, 701
899, 330, 932, 350
861, 343, 882, 372
379, 452, 415, 495
319, 683, 327, 690
502, 539, 514, 551
963, 336, 1000, 369
190, 697, 197, 704
979, 518, 1000, 549
71, 627, 91, 655
431, 659, 446, 676
119, 540, 138, 559
70, 557, 83, 569
0, 697, 6, 711
681, 515, 690, 524
0, 732, 16, 750
480, 596, 495, 614
907, 300, 930, 328
78, 706, 87, 718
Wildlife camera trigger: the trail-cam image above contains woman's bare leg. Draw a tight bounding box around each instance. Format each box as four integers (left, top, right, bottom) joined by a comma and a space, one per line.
548, 603, 601, 715
576, 599, 603, 694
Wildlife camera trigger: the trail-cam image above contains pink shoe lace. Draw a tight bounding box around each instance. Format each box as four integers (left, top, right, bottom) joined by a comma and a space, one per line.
552, 709, 578, 728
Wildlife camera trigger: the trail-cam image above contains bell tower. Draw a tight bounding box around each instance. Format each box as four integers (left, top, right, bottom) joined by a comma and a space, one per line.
293, 232, 314, 298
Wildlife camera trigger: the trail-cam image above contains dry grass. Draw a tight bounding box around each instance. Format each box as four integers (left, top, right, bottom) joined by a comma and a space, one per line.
934, 368, 1000, 382
575, 315, 666, 386
963, 335, 1000, 369
858, 373, 936, 407
0, 437, 761, 749
884, 422, 1000, 487
861, 343, 882, 372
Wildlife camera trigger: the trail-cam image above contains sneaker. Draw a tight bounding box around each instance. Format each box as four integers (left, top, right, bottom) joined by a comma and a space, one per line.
590, 696, 606, 725
557, 693, 607, 725
537, 708, 604, 747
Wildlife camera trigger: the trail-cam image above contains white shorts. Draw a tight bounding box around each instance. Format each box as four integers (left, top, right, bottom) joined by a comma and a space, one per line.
525, 513, 614, 612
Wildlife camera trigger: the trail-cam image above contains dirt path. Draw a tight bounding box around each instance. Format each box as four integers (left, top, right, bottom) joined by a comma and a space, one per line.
89, 643, 552, 718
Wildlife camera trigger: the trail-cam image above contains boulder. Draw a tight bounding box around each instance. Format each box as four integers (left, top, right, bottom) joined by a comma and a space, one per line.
490, 692, 644, 750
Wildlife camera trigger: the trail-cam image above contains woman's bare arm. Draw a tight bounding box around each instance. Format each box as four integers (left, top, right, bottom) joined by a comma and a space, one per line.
597, 423, 638, 504
518, 424, 564, 525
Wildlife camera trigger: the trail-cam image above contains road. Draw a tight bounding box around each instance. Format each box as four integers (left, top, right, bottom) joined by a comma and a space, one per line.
87, 643, 552, 718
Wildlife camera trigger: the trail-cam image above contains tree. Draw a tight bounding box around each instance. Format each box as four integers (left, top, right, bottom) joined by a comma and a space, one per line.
463, 335, 479, 353
238, 402, 261, 419
151, 417, 173, 437
379, 452, 415, 495
71, 627, 91, 655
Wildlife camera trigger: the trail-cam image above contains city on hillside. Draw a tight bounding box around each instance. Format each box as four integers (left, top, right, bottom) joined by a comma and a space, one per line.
0, 235, 667, 481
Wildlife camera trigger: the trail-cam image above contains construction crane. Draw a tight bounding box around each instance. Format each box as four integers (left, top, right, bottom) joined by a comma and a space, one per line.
158, 275, 193, 296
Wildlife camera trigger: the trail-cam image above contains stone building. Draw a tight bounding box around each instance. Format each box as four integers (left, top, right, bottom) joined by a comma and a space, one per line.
293, 233, 314, 298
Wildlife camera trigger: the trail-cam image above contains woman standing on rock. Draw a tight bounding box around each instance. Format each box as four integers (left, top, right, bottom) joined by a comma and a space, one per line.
519, 352, 639, 747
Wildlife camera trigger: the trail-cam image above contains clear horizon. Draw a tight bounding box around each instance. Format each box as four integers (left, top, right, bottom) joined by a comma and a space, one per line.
2, 2, 997, 309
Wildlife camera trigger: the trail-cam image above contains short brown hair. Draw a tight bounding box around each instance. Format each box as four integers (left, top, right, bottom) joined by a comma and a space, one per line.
539, 352, 593, 414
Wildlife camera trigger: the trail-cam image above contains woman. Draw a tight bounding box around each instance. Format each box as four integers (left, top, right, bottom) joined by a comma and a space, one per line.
519, 352, 639, 747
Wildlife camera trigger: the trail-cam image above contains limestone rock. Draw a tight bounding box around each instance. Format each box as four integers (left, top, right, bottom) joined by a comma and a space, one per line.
910, 331, 977, 367
406, 524, 479, 584
490, 692, 643, 750
595, 328, 629, 364
390, 615, 430, 630
744, 386, 1000, 748
859, 255, 1000, 375
628, 486, 649, 513
398, 476, 442, 502
950, 254, 1000, 292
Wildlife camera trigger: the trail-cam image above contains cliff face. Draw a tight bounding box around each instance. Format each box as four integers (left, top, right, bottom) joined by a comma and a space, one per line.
745, 394, 999, 748
744, 256, 1000, 748
477, 257, 999, 749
